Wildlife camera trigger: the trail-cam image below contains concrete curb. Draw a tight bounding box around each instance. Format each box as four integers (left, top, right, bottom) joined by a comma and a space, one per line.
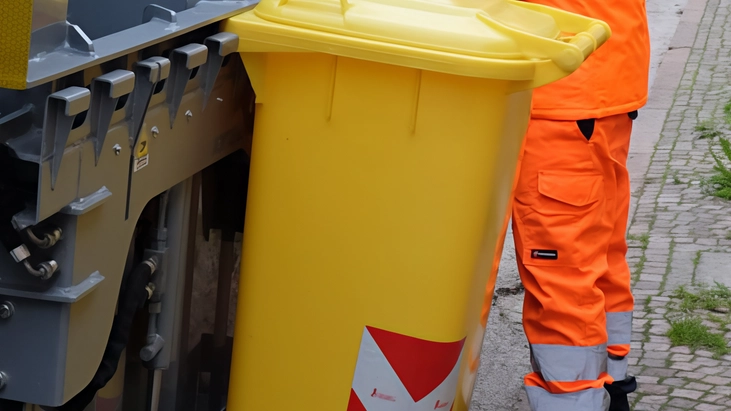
627, 0, 709, 221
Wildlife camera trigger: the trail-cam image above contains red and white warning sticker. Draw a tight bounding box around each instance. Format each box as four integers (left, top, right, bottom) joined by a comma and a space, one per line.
347, 326, 465, 411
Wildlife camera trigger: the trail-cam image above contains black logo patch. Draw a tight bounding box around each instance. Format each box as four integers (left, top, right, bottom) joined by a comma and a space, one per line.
531, 250, 558, 260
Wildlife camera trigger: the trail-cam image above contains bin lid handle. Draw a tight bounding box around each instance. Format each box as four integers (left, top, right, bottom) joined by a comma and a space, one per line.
476, 1, 610, 73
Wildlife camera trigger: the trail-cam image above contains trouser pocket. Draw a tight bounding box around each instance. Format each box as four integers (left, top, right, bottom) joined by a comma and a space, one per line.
516, 170, 606, 268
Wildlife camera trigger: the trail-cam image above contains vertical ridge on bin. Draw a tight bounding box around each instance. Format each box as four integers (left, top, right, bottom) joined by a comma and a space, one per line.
410, 70, 422, 135
326, 56, 339, 122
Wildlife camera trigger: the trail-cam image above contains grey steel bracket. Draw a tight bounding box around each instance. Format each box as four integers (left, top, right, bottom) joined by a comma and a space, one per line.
29, 22, 94, 57
129, 57, 171, 150
11, 209, 37, 232
67, 24, 95, 54
167, 44, 208, 128
201, 32, 239, 110
143, 5, 178, 24
24, 1, 259, 89
41, 87, 92, 190
0, 104, 34, 142
90, 71, 136, 165
0, 272, 104, 304
60, 187, 113, 216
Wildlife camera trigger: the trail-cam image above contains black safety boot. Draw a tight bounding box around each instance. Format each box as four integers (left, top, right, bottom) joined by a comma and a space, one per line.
604, 376, 637, 411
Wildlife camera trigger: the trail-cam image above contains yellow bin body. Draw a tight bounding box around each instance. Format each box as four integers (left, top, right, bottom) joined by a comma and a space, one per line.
222, 1, 609, 410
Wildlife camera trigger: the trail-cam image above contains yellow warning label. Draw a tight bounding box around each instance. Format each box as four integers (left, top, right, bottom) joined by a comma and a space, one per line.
135, 130, 150, 159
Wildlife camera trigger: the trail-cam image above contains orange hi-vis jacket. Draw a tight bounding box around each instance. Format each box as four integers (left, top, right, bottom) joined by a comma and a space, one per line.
526, 0, 651, 120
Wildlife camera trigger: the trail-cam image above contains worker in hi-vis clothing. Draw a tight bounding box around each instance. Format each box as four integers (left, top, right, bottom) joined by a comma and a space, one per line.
509, 0, 650, 409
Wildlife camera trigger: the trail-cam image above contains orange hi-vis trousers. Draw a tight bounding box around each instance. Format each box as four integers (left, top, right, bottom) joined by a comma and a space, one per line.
512, 113, 635, 410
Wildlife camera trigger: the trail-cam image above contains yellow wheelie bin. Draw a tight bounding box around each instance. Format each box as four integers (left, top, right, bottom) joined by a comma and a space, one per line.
222, 1, 610, 409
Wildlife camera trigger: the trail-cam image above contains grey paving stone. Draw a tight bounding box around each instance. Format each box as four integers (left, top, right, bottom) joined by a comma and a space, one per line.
670, 346, 693, 355
644, 342, 671, 351
635, 399, 665, 411
671, 353, 695, 362
648, 335, 672, 344
675, 371, 709, 379
662, 377, 689, 387
636, 281, 665, 290
639, 384, 672, 395
637, 375, 661, 385
702, 375, 731, 385
634, 404, 663, 411
644, 367, 679, 378
696, 252, 731, 287
697, 366, 726, 376
684, 382, 714, 391
670, 361, 702, 371
701, 394, 726, 403
693, 357, 722, 367
710, 385, 731, 395
667, 397, 700, 408
643, 358, 672, 368
695, 403, 727, 411
639, 395, 670, 404
641, 274, 666, 282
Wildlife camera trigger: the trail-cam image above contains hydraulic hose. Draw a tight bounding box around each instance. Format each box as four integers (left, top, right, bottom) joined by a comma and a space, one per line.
25, 227, 62, 249
45, 257, 157, 411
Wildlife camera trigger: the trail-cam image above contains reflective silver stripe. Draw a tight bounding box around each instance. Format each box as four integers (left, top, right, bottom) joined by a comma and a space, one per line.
531, 344, 607, 382
526, 385, 610, 411
607, 355, 629, 381
606, 311, 632, 346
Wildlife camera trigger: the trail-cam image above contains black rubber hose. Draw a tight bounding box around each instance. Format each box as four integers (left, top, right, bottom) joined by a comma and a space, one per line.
45, 260, 154, 411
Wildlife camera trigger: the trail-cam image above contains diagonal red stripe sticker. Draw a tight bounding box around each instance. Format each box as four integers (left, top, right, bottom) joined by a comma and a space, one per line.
365, 326, 465, 403
347, 389, 367, 411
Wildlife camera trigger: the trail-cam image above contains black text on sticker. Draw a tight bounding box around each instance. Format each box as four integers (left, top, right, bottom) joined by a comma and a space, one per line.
531, 250, 558, 260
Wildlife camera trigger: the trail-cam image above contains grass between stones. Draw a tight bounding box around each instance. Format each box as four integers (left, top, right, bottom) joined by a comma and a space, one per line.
627, 233, 649, 282
696, 119, 723, 139
701, 99, 731, 199
706, 136, 731, 199
667, 317, 729, 357
673, 283, 731, 312
667, 283, 731, 358
628, 233, 651, 249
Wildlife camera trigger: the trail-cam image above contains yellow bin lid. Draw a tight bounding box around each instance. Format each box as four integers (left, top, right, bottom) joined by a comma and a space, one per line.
223, 0, 611, 87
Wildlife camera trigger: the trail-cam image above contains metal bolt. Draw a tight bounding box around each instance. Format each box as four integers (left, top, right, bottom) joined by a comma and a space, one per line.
113, 144, 122, 156
0, 302, 14, 319
0, 372, 6, 390
151, 126, 159, 138
185, 110, 193, 119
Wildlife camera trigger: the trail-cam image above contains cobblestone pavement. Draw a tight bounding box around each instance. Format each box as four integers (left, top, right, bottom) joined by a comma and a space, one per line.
626, 0, 731, 407
471, 0, 731, 408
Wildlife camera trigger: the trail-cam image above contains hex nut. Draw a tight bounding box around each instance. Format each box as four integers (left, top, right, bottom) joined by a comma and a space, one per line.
0, 302, 14, 320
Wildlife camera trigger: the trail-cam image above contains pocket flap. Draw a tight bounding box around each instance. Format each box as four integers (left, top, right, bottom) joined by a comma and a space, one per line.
538, 171, 603, 207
